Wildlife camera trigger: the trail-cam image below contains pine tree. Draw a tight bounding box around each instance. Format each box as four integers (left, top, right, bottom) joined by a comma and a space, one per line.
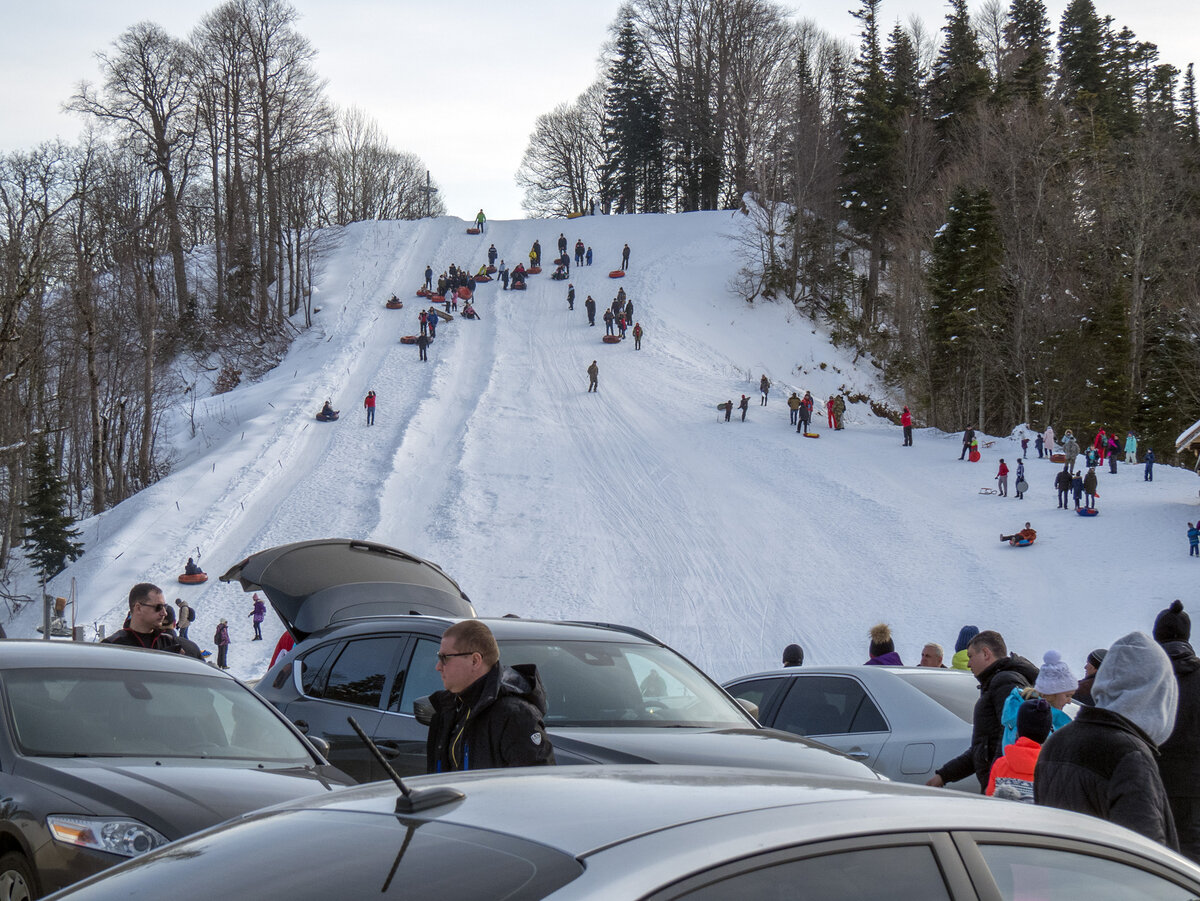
1183, 64, 1199, 144
928, 0, 989, 142
602, 16, 664, 214
1001, 0, 1052, 106
22, 439, 84, 579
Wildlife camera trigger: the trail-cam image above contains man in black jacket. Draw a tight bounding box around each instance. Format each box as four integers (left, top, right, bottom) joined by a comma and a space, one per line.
1154, 601, 1200, 861
1055, 467, 1073, 508
426, 620, 555, 773
960, 426, 976, 460
103, 583, 186, 655
1035, 630, 1179, 851
926, 630, 1038, 790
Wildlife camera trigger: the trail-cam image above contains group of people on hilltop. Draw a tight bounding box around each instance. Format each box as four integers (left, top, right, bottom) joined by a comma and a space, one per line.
732, 382, 844, 430
779, 607, 1200, 862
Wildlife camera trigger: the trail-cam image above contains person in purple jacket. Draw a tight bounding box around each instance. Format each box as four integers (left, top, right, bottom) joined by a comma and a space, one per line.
249, 593, 266, 641
865, 623, 903, 665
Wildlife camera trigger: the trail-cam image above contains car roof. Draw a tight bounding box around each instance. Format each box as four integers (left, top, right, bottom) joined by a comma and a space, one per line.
0, 639, 230, 675
296, 615, 664, 647
724, 665, 975, 682
248, 765, 1178, 863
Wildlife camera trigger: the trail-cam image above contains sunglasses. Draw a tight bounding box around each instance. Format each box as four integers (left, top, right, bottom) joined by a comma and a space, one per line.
436, 651, 474, 665
139, 602, 167, 612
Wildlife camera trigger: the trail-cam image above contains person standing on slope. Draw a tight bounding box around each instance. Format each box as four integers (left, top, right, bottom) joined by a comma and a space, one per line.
364, 390, 376, 426
1071, 471, 1084, 510
1015, 459, 1026, 499
585, 295, 596, 326
424, 265, 433, 291
1055, 467, 1072, 509
621, 243, 630, 269
632, 321, 643, 350
996, 459, 1010, 497
827, 396, 836, 429
1145, 448, 1156, 481
574, 239, 585, 266
603, 308, 615, 335
532, 239, 542, 266
475, 209, 486, 233
739, 395, 749, 422
833, 395, 845, 429
1083, 467, 1098, 509
567, 283, 575, 310
488, 244, 498, 266
557, 233, 567, 259
901, 406, 913, 446
960, 426, 976, 460
1125, 431, 1138, 464
787, 392, 801, 426
759, 374, 770, 406
587, 360, 598, 393
586, 246, 593, 266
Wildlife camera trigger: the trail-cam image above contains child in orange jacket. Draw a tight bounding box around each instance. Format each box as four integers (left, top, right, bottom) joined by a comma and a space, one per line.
986, 697, 1052, 803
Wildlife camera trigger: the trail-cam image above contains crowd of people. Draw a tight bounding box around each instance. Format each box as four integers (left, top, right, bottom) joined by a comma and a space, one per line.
780, 607, 1200, 862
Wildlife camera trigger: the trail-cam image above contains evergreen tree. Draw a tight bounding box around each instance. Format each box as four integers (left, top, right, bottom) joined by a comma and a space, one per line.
1183, 64, 1199, 144
1001, 0, 1052, 106
22, 439, 84, 579
602, 15, 664, 214
928, 0, 989, 142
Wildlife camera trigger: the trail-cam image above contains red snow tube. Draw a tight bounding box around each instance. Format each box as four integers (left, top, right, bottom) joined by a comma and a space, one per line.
968, 448, 981, 462
511, 282, 527, 291
526, 266, 541, 275
178, 573, 208, 584
1050, 452, 1066, 463
400, 335, 418, 344
602, 334, 622, 344
486, 265, 497, 274
609, 270, 626, 278
430, 294, 445, 304
474, 275, 492, 283
416, 288, 431, 298
466, 227, 481, 235
385, 300, 404, 310
457, 286, 472, 300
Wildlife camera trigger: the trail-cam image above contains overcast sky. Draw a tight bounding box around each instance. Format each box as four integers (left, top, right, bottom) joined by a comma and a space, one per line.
2, 0, 1196, 220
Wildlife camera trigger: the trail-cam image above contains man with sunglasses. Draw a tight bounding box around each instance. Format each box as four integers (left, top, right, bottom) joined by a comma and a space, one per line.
103, 583, 187, 654
426, 620, 555, 773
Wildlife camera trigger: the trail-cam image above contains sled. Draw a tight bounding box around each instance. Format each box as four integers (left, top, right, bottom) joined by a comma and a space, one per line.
979, 487, 998, 495
602, 334, 622, 344
969, 448, 981, 462
416, 288, 431, 298
609, 270, 625, 279
1050, 453, 1066, 463
474, 274, 492, 283
981, 440, 995, 448
429, 294, 445, 304
400, 335, 419, 344
1003, 536, 1036, 547
385, 300, 404, 310
511, 282, 527, 291
315, 410, 339, 422
457, 286, 472, 300
1077, 507, 1099, 517
550, 272, 568, 281
433, 309, 453, 321
802, 432, 820, 438
178, 572, 209, 584
1015, 479, 1029, 493
528, 266, 542, 275
466, 227, 481, 235
36, 617, 73, 637
486, 265, 497, 274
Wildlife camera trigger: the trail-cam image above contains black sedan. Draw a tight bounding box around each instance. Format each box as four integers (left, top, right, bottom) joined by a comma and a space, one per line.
0, 641, 354, 899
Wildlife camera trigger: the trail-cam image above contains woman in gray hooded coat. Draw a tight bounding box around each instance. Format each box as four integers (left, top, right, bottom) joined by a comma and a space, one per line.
1034, 631, 1179, 850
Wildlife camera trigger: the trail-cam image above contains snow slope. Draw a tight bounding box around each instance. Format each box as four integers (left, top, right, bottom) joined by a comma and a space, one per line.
10, 211, 1200, 685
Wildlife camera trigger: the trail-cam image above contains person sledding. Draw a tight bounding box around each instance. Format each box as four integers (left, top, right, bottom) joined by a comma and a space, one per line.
461, 301, 479, 319
511, 265, 527, 289
1001, 522, 1037, 546
184, 557, 205, 576
317, 399, 339, 421
551, 263, 568, 281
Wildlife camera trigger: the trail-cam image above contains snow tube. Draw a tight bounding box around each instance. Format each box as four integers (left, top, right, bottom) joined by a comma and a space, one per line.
457, 286, 472, 300
511, 282, 527, 291
385, 300, 404, 310
315, 411, 339, 422
551, 272, 568, 281
1009, 537, 1035, 547
1050, 452, 1066, 463
178, 573, 208, 584
486, 265, 497, 274
466, 227, 481, 235
527, 266, 542, 275
602, 334, 622, 344
968, 448, 981, 462
430, 294, 445, 304
1077, 507, 1099, 516
609, 270, 626, 279
416, 289, 431, 298
400, 335, 418, 344
475, 275, 492, 283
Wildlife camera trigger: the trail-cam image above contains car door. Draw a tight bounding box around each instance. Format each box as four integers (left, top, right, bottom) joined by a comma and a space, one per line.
371, 635, 446, 776
768, 674, 890, 769
723, 677, 790, 723
283, 635, 404, 782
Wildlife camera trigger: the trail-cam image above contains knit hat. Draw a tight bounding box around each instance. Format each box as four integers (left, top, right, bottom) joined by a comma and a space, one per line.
955, 625, 979, 653
1034, 650, 1077, 695
1154, 600, 1191, 643
782, 644, 804, 667
868, 623, 894, 658
1016, 698, 1053, 744
1087, 648, 1108, 670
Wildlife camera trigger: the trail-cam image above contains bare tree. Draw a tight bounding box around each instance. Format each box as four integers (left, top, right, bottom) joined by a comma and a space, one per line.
517, 81, 606, 218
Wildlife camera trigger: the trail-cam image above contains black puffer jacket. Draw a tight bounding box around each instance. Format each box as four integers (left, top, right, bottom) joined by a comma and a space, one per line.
1158, 640, 1200, 797
426, 662, 556, 773
1035, 705, 1178, 850
937, 654, 1038, 789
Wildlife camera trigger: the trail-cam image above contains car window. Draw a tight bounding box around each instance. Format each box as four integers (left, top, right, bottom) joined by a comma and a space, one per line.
3, 668, 312, 763
725, 679, 786, 718
299, 642, 338, 695
388, 638, 444, 713
669, 844, 952, 900
499, 640, 748, 727
978, 844, 1200, 900
773, 676, 887, 736
892, 671, 978, 723
319, 638, 396, 708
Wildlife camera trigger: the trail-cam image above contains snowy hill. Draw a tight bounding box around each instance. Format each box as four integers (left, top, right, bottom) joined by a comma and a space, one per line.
10, 211, 1200, 684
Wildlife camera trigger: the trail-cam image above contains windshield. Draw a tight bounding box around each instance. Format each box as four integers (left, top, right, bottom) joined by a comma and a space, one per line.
892, 670, 979, 723
3, 668, 314, 764
500, 639, 751, 728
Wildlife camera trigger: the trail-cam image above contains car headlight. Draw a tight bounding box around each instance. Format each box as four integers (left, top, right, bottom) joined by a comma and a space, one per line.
47, 815, 169, 858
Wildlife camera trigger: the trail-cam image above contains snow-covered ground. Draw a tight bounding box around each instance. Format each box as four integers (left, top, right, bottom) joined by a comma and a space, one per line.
9, 211, 1200, 686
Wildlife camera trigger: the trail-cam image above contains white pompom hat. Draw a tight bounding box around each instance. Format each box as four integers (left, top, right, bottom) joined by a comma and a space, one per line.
1035, 650, 1078, 695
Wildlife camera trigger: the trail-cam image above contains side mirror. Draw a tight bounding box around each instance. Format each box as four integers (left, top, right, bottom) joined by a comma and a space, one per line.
307, 735, 331, 758
735, 698, 760, 720
413, 695, 435, 726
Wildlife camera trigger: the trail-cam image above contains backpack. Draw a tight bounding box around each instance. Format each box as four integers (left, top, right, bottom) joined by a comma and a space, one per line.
214, 624, 224, 644
187, 606, 196, 623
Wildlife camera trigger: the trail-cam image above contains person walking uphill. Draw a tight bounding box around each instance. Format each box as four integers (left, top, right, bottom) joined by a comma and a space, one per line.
426, 620, 555, 773
587, 360, 598, 393
787, 392, 801, 426
996, 459, 1009, 497
214, 619, 230, 669
739, 394, 749, 422
759, 374, 770, 405
249, 594, 266, 640
364, 390, 376, 425
927, 630, 1038, 790
585, 295, 596, 326
621, 243, 630, 269
1034, 630, 1180, 850
1152, 600, 1200, 861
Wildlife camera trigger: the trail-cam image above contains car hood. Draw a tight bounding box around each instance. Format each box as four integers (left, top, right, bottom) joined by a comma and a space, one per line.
14, 757, 350, 839
546, 727, 881, 779
219, 539, 475, 640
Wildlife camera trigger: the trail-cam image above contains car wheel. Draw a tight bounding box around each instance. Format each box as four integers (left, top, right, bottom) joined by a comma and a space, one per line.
0, 851, 37, 901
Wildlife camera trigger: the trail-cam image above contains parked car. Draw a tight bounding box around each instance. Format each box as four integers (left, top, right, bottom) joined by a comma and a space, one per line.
723, 665, 992, 791
230, 538, 881, 783
45, 764, 1200, 900
0, 641, 354, 899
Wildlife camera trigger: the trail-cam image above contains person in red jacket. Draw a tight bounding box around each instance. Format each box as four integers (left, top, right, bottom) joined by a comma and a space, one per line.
987, 698, 1051, 802
826, 396, 835, 428
901, 406, 913, 446
363, 390, 376, 425
996, 459, 1010, 497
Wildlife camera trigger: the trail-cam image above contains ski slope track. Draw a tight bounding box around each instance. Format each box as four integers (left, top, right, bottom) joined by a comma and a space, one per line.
14, 212, 1200, 684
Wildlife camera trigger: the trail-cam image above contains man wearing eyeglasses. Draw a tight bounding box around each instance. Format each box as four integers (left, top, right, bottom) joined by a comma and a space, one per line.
426, 620, 555, 773
103, 583, 186, 654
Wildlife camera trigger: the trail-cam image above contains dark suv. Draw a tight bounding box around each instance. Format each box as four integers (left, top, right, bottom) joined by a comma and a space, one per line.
226, 540, 879, 782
